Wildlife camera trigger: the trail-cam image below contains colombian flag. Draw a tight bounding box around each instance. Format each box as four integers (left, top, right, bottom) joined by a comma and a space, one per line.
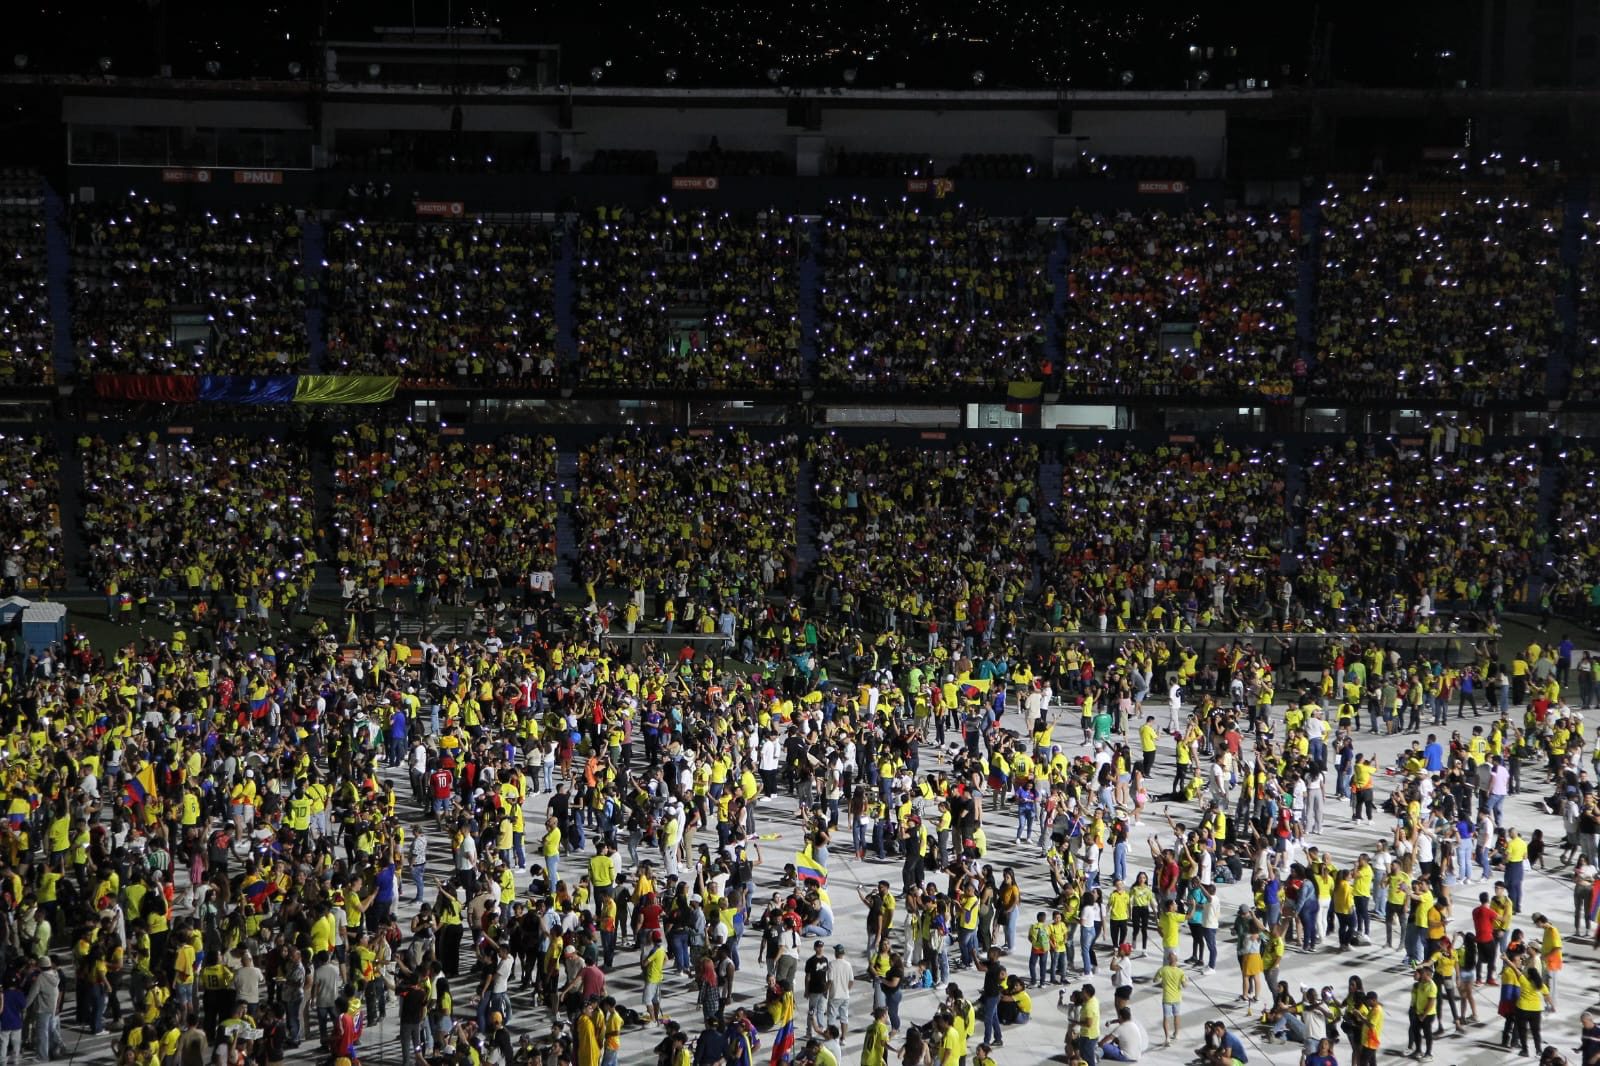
123, 763, 157, 807
794, 847, 827, 887
768, 991, 795, 1066
243, 877, 272, 910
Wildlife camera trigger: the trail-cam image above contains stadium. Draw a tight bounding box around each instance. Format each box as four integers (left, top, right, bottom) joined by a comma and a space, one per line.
0, 4, 1598, 1066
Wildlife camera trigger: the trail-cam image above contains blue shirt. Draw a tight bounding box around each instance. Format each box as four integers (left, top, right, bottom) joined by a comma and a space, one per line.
1424, 743, 1444, 772
0, 988, 22, 1030
375, 863, 396, 903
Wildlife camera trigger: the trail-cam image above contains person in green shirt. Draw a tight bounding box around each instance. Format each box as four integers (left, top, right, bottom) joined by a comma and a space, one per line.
1154, 950, 1188, 1046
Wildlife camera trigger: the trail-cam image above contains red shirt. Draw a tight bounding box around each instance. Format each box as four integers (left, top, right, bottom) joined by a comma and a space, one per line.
1472, 904, 1496, 943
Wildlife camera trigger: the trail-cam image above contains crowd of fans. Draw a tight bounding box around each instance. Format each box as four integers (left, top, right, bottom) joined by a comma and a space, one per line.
807, 435, 1039, 635
78, 431, 316, 619
816, 198, 1055, 389
330, 424, 559, 607
1044, 440, 1290, 630
1297, 435, 1542, 627
1570, 211, 1600, 402
1547, 445, 1600, 624
573, 207, 802, 389
1314, 189, 1560, 401
0, 169, 52, 385
0, 497, 1586, 1066
70, 200, 310, 374
1059, 208, 1298, 396
574, 431, 799, 610
0, 433, 65, 594
325, 218, 558, 381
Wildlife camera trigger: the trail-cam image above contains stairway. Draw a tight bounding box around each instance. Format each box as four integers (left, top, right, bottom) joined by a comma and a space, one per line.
42, 182, 73, 383
554, 221, 578, 370
1548, 183, 1585, 399
54, 427, 90, 593
1044, 226, 1068, 371
798, 220, 822, 381
1034, 455, 1063, 593
302, 218, 327, 372
795, 457, 818, 578
1531, 460, 1563, 605
1295, 196, 1320, 378
1280, 452, 1306, 574
309, 439, 339, 591
554, 450, 580, 586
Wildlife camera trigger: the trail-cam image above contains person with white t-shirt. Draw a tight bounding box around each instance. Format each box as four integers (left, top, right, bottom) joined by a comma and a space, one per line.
1099, 1006, 1149, 1061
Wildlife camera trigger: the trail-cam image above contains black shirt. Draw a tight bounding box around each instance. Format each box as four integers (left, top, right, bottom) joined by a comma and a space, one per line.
804, 953, 830, 995
400, 984, 428, 1025
981, 963, 1002, 999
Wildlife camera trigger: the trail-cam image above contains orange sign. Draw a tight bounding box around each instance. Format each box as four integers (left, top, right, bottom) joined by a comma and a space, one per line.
670, 176, 720, 191
233, 169, 283, 185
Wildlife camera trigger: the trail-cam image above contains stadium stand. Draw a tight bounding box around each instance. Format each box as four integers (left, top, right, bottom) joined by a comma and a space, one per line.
831, 151, 940, 178
1298, 438, 1542, 626
573, 431, 799, 603
1572, 209, 1600, 401
1549, 445, 1600, 622
1044, 441, 1290, 629
78, 431, 316, 612
945, 154, 1039, 180
816, 198, 1055, 389
70, 200, 311, 374
582, 149, 659, 175
330, 424, 559, 604
574, 207, 803, 388
1078, 154, 1199, 181
0, 432, 65, 593
0, 169, 51, 385
1313, 186, 1561, 401
807, 435, 1040, 634
673, 149, 794, 177
1058, 207, 1298, 396
324, 217, 559, 381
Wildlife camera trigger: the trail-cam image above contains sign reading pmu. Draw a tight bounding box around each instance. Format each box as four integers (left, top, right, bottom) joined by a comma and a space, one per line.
233, 170, 283, 185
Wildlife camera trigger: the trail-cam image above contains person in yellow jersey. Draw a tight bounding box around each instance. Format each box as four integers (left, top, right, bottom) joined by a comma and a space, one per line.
1507, 947, 1552, 1056
1531, 913, 1563, 1008
1504, 828, 1528, 912
1357, 989, 1383, 1066
1405, 963, 1437, 1060
640, 931, 667, 1025
541, 814, 563, 886
861, 1005, 891, 1066
575, 995, 603, 1066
